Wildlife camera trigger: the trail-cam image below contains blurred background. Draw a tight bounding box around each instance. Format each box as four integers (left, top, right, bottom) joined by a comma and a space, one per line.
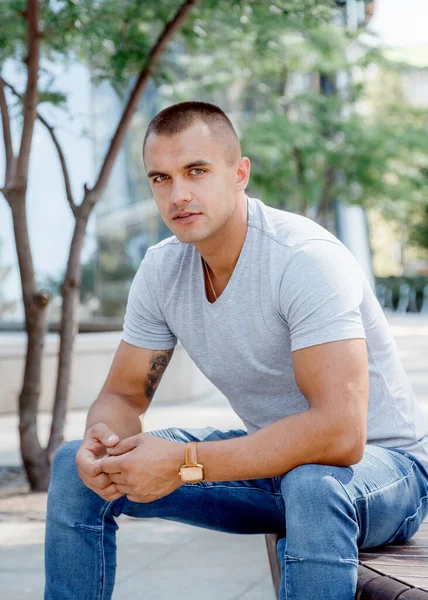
1, 3, 428, 597
1, 0, 427, 327
2, 0, 428, 456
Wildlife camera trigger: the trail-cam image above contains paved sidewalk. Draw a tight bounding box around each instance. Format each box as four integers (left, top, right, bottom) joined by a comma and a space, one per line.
0, 313, 427, 599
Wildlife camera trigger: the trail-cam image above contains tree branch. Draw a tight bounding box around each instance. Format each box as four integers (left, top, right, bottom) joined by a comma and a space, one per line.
92, 0, 197, 197
0, 78, 15, 188
1, 77, 76, 215
316, 165, 335, 222
292, 147, 307, 216
15, 0, 40, 190
37, 113, 77, 216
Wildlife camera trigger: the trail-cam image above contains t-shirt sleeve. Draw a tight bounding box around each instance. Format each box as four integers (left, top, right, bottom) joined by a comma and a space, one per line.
278, 240, 367, 352
122, 254, 177, 350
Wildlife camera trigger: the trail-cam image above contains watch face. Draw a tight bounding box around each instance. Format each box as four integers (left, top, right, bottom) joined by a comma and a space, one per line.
181, 466, 203, 482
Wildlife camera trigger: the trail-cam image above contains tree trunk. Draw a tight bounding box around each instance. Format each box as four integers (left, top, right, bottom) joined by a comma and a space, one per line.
292, 147, 307, 216
47, 196, 97, 456
9, 192, 51, 490
46, 0, 197, 458
0, 0, 46, 490
400, 223, 407, 276
316, 165, 335, 227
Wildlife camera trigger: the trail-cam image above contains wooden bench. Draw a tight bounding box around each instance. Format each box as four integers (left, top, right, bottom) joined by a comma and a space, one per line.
265, 515, 428, 599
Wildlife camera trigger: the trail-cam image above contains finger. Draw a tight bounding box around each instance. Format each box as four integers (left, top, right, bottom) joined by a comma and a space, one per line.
105, 491, 125, 502
116, 483, 132, 495
84, 471, 112, 489
78, 470, 111, 490
99, 482, 122, 497
83, 479, 122, 500
94, 488, 124, 502
126, 494, 149, 503
106, 435, 140, 456
87, 423, 120, 448
109, 472, 127, 485
76, 450, 105, 477
101, 455, 125, 474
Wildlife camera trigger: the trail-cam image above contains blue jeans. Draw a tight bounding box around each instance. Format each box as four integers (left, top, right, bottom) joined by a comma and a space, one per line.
44, 426, 428, 600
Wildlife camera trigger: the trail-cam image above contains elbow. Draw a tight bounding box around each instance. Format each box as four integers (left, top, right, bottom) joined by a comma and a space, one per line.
336, 427, 366, 466
340, 443, 365, 466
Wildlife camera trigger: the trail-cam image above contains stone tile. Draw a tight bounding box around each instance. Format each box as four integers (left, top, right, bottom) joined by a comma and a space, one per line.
233, 575, 276, 600
115, 517, 204, 583
0, 523, 45, 599
114, 528, 271, 600
0, 571, 45, 599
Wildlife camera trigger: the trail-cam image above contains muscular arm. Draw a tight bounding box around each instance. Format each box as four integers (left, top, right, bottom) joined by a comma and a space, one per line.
85, 341, 174, 439
197, 338, 369, 481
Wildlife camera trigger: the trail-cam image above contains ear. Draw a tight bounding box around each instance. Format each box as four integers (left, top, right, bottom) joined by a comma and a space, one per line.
235, 157, 251, 191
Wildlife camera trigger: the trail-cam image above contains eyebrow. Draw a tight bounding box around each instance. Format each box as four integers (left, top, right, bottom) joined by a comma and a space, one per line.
147, 160, 212, 179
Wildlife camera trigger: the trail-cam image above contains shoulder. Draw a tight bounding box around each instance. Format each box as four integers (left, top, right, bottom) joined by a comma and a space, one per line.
144, 235, 187, 268
247, 196, 343, 251
247, 196, 362, 273
141, 235, 195, 286
146, 234, 183, 258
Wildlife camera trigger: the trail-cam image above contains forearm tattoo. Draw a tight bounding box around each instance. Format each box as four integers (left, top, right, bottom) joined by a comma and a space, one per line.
145, 349, 174, 401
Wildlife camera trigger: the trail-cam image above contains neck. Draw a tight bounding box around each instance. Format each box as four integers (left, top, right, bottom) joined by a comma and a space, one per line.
197, 193, 248, 278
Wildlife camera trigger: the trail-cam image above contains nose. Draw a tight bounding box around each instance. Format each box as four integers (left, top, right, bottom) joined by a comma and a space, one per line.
169, 176, 192, 205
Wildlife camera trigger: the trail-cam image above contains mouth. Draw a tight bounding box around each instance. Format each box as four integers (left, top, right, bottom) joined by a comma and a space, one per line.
172, 212, 202, 224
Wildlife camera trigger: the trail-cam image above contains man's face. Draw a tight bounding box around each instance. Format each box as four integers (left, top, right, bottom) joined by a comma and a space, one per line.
144, 120, 247, 244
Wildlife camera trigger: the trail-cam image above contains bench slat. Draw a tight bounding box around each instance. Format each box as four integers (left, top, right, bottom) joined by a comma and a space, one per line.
358, 566, 410, 599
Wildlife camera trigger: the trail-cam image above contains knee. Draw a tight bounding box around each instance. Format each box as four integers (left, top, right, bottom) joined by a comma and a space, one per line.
48, 440, 113, 527
280, 464, 351, 516
49, 440, 82, 495
51, 439, 81, 472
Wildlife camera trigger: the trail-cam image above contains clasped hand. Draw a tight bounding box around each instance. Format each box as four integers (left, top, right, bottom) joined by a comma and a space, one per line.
75, 424, 184, 503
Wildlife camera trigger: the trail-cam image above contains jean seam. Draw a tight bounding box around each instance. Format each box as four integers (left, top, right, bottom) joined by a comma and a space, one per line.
383, 493, 428, 545
407, 493, 428, 520
74, 523, 102, 531
283, 554, 301, 600
330, 461, 426, 549
196, 483, 282, 496
99, 499, 116, 600
99, 504, 108, 600
352, 460, 416, 502
283, 554, 301, 561
328, 473, 364, 547
340, 558, 359, 565
275, 493, 286, 516
328, 473, 356, 506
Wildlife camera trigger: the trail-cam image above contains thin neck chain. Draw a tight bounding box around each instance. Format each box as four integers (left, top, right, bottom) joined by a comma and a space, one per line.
201, 196, 249, 303
202, 258, 218, 301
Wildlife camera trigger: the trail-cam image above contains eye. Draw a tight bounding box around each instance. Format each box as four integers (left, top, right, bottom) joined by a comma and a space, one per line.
189, 168, 205, 175
152, 174, 169, 183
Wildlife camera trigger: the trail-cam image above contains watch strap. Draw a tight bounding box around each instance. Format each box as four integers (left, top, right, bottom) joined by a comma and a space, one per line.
185, 441, 198, 466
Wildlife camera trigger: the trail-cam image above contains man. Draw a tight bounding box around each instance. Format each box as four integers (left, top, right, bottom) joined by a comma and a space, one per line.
45, 101, 428, 600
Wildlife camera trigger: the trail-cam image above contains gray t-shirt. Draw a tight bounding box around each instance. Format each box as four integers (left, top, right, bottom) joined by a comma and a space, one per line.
122, 196, 428, 468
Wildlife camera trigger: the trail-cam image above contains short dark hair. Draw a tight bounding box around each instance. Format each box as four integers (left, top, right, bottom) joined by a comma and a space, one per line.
143, 101, 241, 166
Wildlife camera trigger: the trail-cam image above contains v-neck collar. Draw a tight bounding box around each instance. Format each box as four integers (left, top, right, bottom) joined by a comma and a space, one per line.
199, 196, 250, 306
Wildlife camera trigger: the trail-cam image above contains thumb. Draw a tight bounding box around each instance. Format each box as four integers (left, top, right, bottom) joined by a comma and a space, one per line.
89, 423, 120, 448
106, 434, 141, 456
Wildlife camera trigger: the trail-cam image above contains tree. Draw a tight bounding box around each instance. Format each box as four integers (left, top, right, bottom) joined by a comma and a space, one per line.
237, 28, 428, 227
172, 11, 428, 228
0, 0, 337, 490
0, 0, 196, 490
0, 239, 17, 317
409, 202, 428, 252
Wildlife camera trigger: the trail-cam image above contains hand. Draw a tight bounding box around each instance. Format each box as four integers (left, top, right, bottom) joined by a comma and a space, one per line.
101, 433, 184, 503
75, 423, 124, 502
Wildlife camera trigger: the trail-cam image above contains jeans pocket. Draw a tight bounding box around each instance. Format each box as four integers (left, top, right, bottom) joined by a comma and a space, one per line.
384, 494, 428, 545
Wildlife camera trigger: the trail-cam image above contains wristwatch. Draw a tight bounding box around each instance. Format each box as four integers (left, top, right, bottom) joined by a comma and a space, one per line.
179, 442, 204, 483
